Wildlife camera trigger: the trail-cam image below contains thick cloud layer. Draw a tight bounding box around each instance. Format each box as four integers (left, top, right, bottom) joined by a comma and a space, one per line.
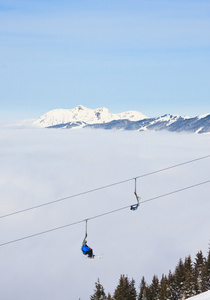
0, 127, 209, 299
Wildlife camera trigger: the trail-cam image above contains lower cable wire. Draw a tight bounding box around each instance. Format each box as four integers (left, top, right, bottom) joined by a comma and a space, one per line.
0, 180, 209, 247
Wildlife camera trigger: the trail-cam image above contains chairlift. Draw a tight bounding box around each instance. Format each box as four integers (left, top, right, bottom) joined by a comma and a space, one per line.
130, 178, 140, 211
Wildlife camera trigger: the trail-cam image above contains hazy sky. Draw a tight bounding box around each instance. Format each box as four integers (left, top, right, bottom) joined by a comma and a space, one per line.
0, 0, 210, 119
0, 128, 209, 299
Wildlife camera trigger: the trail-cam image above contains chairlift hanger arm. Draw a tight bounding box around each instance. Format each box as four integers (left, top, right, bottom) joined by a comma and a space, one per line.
82, 219, 88, 245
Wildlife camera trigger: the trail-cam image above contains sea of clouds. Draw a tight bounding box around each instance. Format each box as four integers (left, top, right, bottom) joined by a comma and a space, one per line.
0, 125, 209, 299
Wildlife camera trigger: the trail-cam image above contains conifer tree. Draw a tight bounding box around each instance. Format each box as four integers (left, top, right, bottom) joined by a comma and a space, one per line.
205, 249, 210, 290
90, 278, 107, 300
150, 275, 159, 300
113, 275, 137, 300
183, 255, 194, 298
194, 251, 206, 294
174, 258, 186, 299
167, 270, 177, 300
138, 276, 147, 300
129, 278, 137, 300
159, 274, 169, 300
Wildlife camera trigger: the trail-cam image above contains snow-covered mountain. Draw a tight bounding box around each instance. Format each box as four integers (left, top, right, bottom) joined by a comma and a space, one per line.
34, 105, 210, 134
87, 113, 210, 134
34, 105, 147, 128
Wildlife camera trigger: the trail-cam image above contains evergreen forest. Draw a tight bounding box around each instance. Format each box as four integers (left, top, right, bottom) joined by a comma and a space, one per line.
89, 249, 210, 300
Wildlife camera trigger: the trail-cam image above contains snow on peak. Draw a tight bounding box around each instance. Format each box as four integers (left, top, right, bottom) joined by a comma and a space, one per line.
197, 113, 210, 119
34, 105, 147, 128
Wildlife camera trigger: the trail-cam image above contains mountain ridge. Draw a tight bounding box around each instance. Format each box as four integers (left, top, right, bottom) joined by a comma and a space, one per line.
33, 106, 210, 134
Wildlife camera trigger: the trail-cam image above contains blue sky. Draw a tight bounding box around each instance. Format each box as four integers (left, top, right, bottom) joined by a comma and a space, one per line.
0, 0, 209, 119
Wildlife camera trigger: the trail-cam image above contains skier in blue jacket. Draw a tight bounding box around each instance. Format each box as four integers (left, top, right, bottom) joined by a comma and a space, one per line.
81, 239, 94, 258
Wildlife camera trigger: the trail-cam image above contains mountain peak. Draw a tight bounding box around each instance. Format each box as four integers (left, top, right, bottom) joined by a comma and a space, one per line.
76, 105, 86, 110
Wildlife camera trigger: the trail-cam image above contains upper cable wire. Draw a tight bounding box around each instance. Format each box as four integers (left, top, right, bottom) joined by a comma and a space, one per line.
0, 154, 209, 220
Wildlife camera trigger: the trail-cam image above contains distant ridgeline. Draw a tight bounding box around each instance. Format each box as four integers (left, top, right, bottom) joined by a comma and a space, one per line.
89, 249, 210, 300
34, 106, 210, 134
